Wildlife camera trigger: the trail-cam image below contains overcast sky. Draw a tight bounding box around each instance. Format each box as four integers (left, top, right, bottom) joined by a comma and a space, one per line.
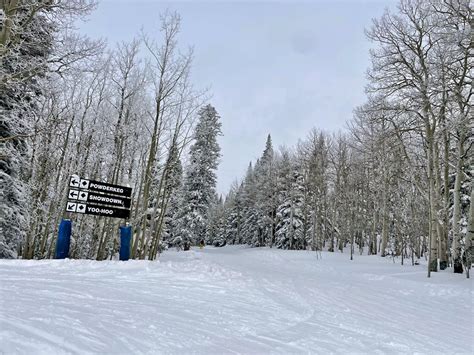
78, 0, 396, 195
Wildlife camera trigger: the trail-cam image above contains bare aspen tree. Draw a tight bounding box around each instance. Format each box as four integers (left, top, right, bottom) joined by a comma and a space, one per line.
366, 0, 451, 273
465, 188, 474, 278
300, 129, 329, 253
431, 0, 472, 273
132, 12, 193, 259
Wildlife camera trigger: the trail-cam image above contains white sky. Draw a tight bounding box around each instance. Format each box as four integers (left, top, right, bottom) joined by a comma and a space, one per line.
78, 0, 397, 195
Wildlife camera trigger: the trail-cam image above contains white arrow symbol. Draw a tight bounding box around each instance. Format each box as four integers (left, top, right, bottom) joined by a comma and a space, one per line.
68, 189, 79, 200
69, 176, 80, 187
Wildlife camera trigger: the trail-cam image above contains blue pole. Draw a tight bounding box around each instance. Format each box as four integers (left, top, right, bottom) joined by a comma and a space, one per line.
55, 219, 72, 259
119, 225, 132, 261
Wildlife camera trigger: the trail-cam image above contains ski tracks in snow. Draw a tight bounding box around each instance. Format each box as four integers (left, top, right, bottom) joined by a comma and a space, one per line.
0, 246, 473, 354
196, 247, 473, 354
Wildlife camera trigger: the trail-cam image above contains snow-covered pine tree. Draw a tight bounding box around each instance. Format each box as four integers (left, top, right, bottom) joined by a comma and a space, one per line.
224, 182, 244, 245
206, 195, 226, 247
1, 1, 98, 259
150, 143, 183, 257
167, 180, 185, 249
240, 162, 261, 246
216, 204, 228, 246
247, 158, 265, 246
0, 2, 55, 258
255, 134, 277, 247
275, 151, 306, 250
174, 104, 222, 250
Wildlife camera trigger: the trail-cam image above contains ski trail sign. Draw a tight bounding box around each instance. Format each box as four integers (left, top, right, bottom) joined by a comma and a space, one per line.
78, 178, 132, 197
77, 190, 131, 209
66, 175, 132, 219
82, 205, 130, 219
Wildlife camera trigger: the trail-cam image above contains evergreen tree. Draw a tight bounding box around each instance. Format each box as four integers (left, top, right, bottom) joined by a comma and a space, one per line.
255, 134, 277, 247
174, 104, 222, 249
275, 152, 306, 250
224, 182, 244, 245
155, 144, 183, 254
0, 3, 54, 258
206, 195, 226, 247
240, 162, 260, 246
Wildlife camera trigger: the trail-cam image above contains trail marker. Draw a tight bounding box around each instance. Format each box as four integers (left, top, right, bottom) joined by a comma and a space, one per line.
65, 175, 132, 219
68, 189, 79, 200
66, 202, 77, 212
79, 179, 90, 190
81, 179, 132, 198
69, 175, 80, 188
61, 175, 133, 261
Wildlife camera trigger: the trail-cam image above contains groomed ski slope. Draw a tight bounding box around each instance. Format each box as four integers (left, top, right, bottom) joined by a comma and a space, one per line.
1, 246, 472, 354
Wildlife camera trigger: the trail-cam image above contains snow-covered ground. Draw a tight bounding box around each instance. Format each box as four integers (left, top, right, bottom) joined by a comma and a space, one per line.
1, 246, 472, 354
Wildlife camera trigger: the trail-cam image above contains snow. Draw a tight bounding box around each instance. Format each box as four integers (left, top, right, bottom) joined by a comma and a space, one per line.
1, 246, 473, 354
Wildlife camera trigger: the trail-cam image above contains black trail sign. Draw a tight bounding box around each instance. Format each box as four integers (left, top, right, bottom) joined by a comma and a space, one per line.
77, 190, 131, 209
78, 178, 132, 197
83, 204, 130, 218
67, 175, 132, 219
65, 201, 130, 218
67, 203, 130, 218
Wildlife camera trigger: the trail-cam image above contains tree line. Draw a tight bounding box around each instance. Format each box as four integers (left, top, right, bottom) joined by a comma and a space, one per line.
205, 0, 473, 277
0, 0, 472, 279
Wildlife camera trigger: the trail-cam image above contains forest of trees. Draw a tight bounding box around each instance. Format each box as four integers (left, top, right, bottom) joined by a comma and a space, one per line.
0, 1, 217, 261
0, 0, 472, 278
206, 0, 473, 277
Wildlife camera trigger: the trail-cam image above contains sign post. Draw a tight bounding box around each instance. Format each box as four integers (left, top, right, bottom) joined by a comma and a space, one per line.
119, 225, 132, 261
58, 175, 133, 260
55, 219, 72, 259
66, 175, 132, 219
